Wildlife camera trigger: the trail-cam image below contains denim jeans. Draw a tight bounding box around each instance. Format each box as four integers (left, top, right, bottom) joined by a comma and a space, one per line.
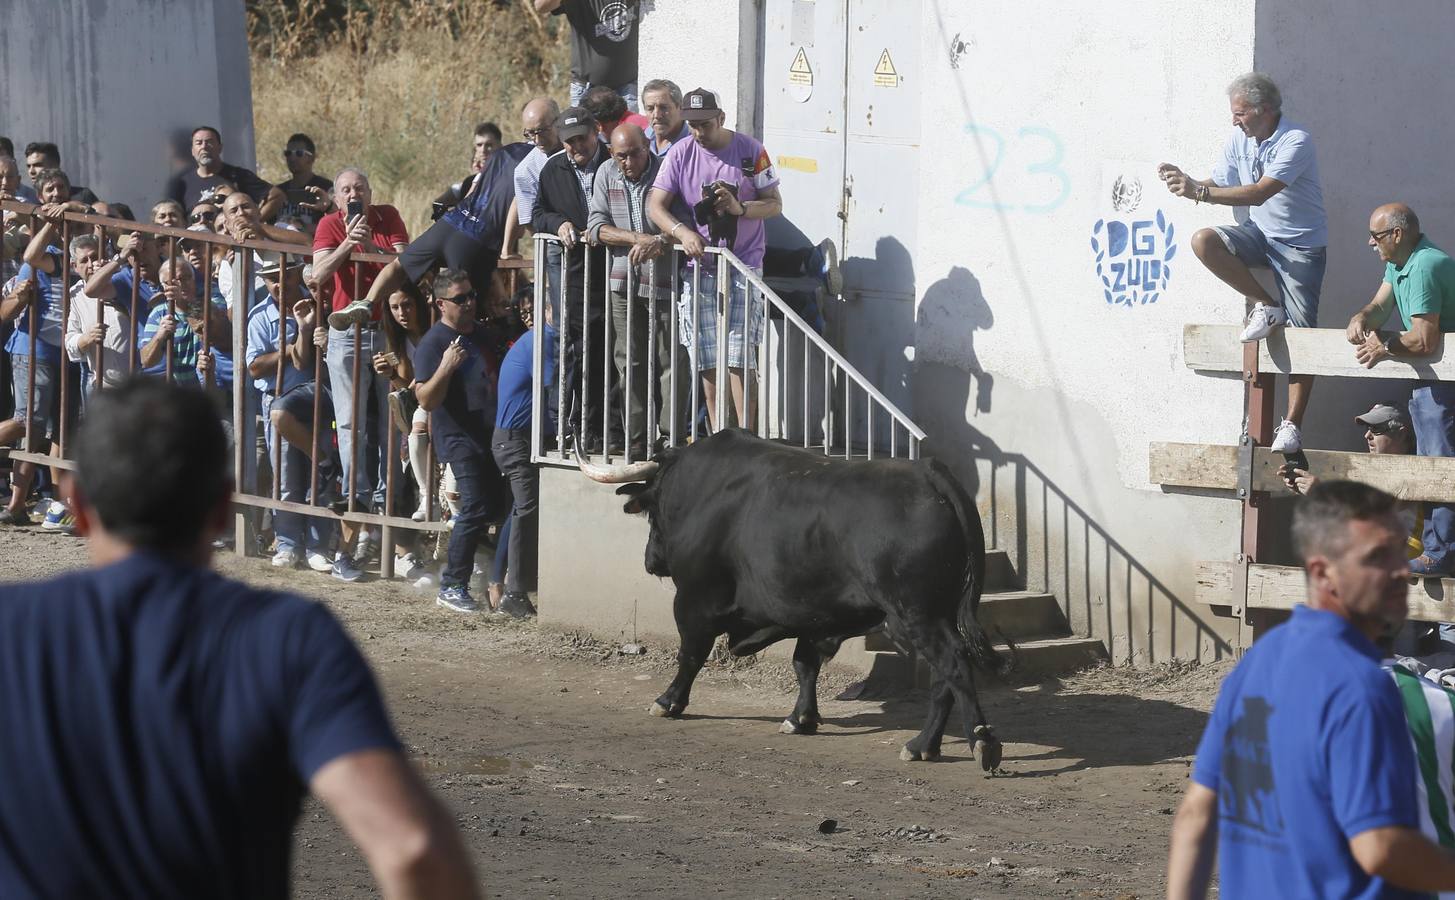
441, 452, 503, 588
491, 430, 539, 593
1411, 383, 1455, 570
263, 385, 337, 555
326, 326, 392, 510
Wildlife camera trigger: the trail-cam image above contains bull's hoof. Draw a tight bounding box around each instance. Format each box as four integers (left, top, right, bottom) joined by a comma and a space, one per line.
974, 725, 1003, 772
648, 701, 681, 718
779, 717, 820, 735
899, 745, 941, 762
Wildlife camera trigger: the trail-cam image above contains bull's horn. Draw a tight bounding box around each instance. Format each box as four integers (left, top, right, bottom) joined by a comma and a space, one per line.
574, 444, 660, 483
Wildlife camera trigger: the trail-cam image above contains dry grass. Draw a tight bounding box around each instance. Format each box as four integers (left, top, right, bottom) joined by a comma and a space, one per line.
247, 0, 570, 236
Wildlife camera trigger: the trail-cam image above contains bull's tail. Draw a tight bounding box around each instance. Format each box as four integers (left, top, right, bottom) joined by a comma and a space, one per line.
926, 460, 1012, 677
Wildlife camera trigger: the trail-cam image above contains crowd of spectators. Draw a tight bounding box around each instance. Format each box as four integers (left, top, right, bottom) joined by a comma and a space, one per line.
0, 0, 843, 615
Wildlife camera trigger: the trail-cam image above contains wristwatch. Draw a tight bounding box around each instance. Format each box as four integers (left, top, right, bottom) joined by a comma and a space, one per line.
1384, 334, 1400, 355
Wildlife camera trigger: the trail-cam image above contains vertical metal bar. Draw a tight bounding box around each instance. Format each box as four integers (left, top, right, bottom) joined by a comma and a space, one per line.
1242, 340, 1276, 638
57, 220, 71, 457
531, 245, 545, 462
92, 225, 105, 392
714, 252, 727, 431
348, 266, 363, 515
645, 257, 657, 451
310, 291, 324, 508
164, 235, 176, 381
232, 249, 249, 554
668, 250, 679, 447
822, 355, 831, 455
601, 246, 611, 460
624, 249, 634, 463
690, 261, 700, 442
866, 400, 874, 461
128, 241, 140, 373
756, 283, 768, 438
272, 253, 287, 503
381, 395, 396, 580
801, 330, 809, 449
581, 238, 591, 452
909, 435, 920, 461
23, 215, 38, 454
557, 243, 567, 459
843, 378, 852, 460
890, 420, 898, 458
200, 241, 213, 390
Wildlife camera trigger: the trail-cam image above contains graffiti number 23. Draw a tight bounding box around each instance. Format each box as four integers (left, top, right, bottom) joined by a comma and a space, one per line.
955, 124, 1071, 214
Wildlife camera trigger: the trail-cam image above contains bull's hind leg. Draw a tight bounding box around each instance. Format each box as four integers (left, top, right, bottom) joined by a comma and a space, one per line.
780, 638, 841, 734
650, 588, 722, 718
901, 619, 1002, 769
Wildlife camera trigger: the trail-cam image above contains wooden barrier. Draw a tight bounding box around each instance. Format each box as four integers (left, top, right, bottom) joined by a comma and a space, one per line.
1183, 324, 1455, 381
1198, 560, 1455, 622
1150, 442, 1455, 503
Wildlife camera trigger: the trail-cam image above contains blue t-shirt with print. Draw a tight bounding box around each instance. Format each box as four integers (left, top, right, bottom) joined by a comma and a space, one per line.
1192, 605, 1423, 899
0, 552, 399, 899
413, 320, 498, 463
495, 324, 558, 432
6, 248, 65, 363
442, 142, 532, 242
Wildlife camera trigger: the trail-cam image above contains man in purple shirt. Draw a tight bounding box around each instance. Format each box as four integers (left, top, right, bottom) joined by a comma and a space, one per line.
648, 87, 782, 431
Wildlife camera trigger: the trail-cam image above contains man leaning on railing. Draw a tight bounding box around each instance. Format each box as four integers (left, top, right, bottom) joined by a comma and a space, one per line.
1348, 203, 1455, 578
587, 123, 683, 455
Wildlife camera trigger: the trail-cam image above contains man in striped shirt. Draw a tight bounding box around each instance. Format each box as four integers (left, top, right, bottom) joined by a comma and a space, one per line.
1388, 658, 1455, 900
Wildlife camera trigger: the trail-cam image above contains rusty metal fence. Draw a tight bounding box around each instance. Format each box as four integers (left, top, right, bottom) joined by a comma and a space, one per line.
0, 199, 529, 577
529, 234, 926, 466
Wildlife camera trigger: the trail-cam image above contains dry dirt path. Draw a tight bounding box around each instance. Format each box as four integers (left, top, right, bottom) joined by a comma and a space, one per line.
0, 527, 1228, 898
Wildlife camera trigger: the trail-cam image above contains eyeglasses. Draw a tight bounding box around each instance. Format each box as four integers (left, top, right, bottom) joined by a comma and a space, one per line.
284, 148, 313, 158
189, 211, 213, 223
441, 290, 477, 305
522, 128, 551, 139
1370, 228, 1397, 241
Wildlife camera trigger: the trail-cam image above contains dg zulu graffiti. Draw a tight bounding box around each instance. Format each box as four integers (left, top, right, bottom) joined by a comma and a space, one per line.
1091, 211, 1176, 307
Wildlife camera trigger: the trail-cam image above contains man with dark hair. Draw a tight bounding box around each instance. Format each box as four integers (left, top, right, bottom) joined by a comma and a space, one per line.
582, 84, 649, 140
277, 133, 333, 235
535, 0, 641, 110
1168, 480, 1455, 898
0, 378, 480, 898
535, 107, 610, 451
1348, 203, 1455, 577
0, 146, 37, 203
473, 122, 503, 172
22, 142, 95, 204
413, 270, 505, 613
167, 126, 283, 220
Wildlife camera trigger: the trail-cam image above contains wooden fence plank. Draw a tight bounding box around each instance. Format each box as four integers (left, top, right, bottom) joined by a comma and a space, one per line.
1197, 560, 1455, 622
1151, 441, 1455, 502
1184, 324, 1455, 381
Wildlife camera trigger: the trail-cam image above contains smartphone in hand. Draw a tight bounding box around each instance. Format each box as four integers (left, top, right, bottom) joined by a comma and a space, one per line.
346, 199, 365, 220
1281, 449, 1309, 485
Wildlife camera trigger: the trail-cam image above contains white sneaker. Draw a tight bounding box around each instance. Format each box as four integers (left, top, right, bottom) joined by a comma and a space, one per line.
395, 553, 426, 580
271, 546, 300, 568
305, 550, 333, 573
1239, 303, 1288, 343
1270, 419, 1302, 453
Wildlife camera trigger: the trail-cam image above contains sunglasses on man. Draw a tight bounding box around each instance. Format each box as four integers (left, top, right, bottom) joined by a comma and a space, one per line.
440, 290, 478, 305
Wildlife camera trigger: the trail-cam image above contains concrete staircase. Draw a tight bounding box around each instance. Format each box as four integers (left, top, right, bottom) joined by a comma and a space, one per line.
858, 548, 1107, 687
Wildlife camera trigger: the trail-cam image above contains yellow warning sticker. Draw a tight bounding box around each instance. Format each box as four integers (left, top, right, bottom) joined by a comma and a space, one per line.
776, 155, 819, 173
873, 48, 898, 87
789, 47, 813, 86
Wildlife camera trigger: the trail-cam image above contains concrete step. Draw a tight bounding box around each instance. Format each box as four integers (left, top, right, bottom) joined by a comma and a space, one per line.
997, 636, 1107, 677
977, 590, 1069, 640
983, 549, 1018, 591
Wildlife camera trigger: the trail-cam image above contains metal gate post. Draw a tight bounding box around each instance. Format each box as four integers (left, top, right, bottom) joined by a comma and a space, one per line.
1240, 340, 1276, 639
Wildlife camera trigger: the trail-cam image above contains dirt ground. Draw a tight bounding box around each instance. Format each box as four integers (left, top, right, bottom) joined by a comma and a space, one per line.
0, 526, 1231, 898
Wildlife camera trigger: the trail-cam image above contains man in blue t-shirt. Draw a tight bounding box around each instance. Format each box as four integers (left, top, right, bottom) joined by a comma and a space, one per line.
0, 378, 479, 898
490, 296, 558, 618
414, 269, 506, 613
1168, 481, 1455, 898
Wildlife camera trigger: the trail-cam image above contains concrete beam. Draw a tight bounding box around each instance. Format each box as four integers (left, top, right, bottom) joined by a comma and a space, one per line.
1150, 441, 1455, 502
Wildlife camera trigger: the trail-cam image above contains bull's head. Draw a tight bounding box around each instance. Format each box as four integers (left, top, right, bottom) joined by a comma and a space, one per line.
576, 447, 672, 576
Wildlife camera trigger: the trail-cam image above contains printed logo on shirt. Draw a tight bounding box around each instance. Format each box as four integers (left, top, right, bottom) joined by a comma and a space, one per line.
1220, 696, 1286, 838
745, 149, 777, 191
594, 1, 636, 42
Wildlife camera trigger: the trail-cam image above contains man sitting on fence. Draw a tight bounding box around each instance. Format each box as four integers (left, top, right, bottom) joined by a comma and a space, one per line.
245, 258, 347, 580
1348, 203, 1455, 577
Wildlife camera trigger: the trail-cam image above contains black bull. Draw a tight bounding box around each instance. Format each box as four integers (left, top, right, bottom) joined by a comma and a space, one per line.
579, 429, 1007, 767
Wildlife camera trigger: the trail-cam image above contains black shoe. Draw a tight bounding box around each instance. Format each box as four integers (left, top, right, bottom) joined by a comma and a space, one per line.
498, 591, 537, 619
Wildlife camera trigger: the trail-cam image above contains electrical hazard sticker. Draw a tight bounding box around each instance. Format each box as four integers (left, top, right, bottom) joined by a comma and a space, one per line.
787, 46, 813, 102
873, 48, 898, 87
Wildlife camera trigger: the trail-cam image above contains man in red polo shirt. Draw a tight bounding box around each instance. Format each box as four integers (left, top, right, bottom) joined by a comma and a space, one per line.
311, 167, 409, 562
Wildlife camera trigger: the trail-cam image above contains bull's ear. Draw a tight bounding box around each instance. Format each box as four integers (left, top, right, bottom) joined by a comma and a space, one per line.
616, 482, 648, 514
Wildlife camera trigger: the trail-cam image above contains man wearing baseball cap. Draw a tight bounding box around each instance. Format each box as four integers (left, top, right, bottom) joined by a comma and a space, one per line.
535, 106, 612, 452
647, 87, 782, 431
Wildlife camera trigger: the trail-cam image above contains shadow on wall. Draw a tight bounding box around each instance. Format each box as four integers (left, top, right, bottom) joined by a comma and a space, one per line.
913, 266, 1233, 665
837, 236, 916, 450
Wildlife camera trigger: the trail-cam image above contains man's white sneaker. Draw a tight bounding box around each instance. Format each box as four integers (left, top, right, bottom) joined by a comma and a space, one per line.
305, 550, 334, 573
1270, 419, 1302, 453
1239, 303, 1288, 343
395, 553, 426, 581
326, 299, 372, 331
271, 546, 301, 568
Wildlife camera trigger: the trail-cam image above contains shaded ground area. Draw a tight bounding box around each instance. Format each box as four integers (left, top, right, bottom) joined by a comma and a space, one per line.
0, 527, 1228, 898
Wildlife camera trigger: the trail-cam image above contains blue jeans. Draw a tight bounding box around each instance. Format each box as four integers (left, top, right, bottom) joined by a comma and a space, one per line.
441, 452, 503, 588
263, 384, 337, 555
1411, 383, 1455, 569
1213, 220, 1326, 327
326, 326, 392, 510
570, 80, 638, 112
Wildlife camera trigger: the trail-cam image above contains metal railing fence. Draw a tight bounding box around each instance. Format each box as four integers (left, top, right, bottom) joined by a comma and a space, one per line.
529, 234, 925, 466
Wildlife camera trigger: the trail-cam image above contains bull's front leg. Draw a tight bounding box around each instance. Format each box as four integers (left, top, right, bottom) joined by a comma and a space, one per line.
649, 589, 720, 718
780, 638, 840, 734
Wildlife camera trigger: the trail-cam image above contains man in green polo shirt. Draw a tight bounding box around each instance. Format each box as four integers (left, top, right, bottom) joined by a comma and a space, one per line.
1348, 203, 1455, 575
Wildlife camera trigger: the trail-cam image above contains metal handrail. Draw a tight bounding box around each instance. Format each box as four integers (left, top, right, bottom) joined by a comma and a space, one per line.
529, 232, 926, 466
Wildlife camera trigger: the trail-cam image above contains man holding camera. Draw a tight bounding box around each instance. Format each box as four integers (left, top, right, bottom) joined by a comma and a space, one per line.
648, 87, 781, 431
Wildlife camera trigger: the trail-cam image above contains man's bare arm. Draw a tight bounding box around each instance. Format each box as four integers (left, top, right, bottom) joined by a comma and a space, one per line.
1350, 825, 1455, 891
1165, 783, 1217, 900
533, 0, 563, 12
311, 748, 480, 900
22, 222, 59, 274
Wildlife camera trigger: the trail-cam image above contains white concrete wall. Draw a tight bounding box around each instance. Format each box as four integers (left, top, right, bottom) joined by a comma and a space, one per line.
0, 0, 256, 214
638, 0, 761, 132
